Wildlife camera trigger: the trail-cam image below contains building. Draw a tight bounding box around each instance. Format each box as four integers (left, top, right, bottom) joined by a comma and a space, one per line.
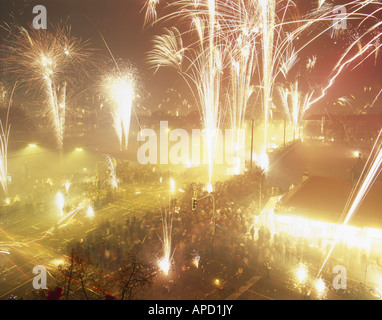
262, 175, 382, 255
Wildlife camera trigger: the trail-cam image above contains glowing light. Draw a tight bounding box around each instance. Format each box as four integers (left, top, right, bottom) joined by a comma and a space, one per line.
75, 147, 83, 152
206, 183, 213, 193
29, 144, 37, 148
314, 278, 326, 298
87, 206, 94, 218
170, 178, 175, 193
192, 254, 200, 268
316, 130, 382, 283
214, 279, 221, 287
296, 264, 308, 283
146, 0, 382, 184
64, 180, 71, 193
56, 192, 64, 216
185, 159, 192, 168
158, 257, 171, 275
158, 204, 173, 277
255, 152, 269, 172
51, 259, 64, 267
105, 74, 135, 151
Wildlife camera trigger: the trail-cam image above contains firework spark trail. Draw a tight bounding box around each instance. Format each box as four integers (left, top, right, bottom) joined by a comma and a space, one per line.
259, 0, 276, 149
0, 83, 16, 197
143, 0, 160, 28
104, 155, 118, 190
369, 88, 382, 109
147, 0, 225, 186
158, 207, 173, 275
226, 2, 257, 174
27, 201, 88, 244
278, 81, 313, 141
0, 117, 10, 197
314, 129, 382, 285
156, 180, 176, 275
105, 74, 135, 151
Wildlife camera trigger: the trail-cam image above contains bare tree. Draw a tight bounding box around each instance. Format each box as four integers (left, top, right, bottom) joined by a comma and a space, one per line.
54, 249, 114, 300
52, 246, 156, 300
114, 246, 157, 300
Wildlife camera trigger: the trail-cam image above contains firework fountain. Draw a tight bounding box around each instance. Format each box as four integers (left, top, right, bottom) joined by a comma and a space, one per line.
0, 83, 15, 197
104, 72, 135, 151
147, 0, 224, 188
0, 120, 9, 197
278, 81, 313, 141
157, 178, 176, 275
104, 155, 118, 191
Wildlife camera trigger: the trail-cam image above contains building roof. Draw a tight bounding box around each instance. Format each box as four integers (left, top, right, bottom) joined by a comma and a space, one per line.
276, 175, 382, 229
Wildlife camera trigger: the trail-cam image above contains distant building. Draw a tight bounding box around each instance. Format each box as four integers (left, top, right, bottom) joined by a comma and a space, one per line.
263, 176, 382, 255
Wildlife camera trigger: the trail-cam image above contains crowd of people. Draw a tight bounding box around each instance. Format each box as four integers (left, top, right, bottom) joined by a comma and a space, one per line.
4, 153, 380, 299
57, 166, 270, 297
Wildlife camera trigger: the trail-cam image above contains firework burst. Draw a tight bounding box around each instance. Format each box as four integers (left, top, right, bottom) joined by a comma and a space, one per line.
2, 24, 91, 152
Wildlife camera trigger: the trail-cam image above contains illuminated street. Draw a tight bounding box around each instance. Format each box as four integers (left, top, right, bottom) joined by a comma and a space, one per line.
0, 0, 381, 304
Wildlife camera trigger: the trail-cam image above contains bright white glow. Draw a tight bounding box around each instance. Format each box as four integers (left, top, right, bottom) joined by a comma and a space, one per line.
87, 206, 94, 218
158, 256, 171, 275
107, 75, 135, 151
314, 278, 326, 297
255, 152, 269, 172
56, 192, 64, 216
64, 180, 71, 193
296, 264, 308, 283
170, 178, 175, 193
